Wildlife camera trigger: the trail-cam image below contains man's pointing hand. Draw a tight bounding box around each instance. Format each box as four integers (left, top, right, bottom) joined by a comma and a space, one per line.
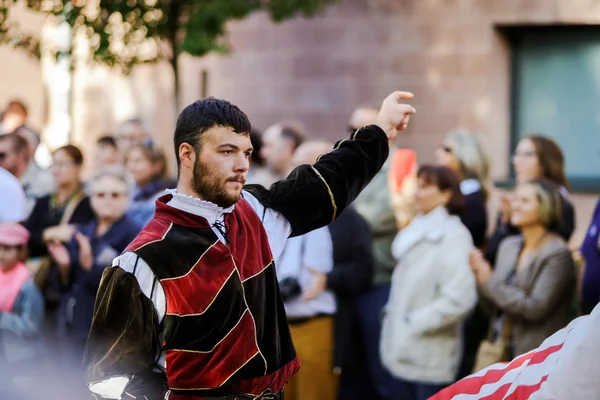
374, 91, 416, 141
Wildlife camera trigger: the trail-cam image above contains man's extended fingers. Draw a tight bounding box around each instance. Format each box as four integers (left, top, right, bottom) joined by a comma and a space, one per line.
390, 91, 414, 101
397, 104, 416, 114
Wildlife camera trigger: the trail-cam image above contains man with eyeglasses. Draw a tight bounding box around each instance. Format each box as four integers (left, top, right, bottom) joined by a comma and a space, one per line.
84, 91, 415, 400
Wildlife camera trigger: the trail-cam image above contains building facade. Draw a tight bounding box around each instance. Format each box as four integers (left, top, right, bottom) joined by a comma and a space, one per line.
2, 0, 600, 245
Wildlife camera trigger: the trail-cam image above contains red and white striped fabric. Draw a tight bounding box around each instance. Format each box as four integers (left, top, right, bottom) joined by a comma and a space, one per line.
429, 304, 600, 400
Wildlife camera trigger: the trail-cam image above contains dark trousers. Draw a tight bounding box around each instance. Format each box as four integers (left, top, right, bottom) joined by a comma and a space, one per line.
337, 311, 374, 400
390, 378, 449, 400
456, 304, 489, 379
354, 284, 396, 400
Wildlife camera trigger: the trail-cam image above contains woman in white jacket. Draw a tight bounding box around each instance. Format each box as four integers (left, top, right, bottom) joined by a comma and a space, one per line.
380, 164, 477, 400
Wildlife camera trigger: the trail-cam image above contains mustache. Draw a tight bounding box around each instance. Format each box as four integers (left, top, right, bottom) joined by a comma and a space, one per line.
227, 175, 246, 184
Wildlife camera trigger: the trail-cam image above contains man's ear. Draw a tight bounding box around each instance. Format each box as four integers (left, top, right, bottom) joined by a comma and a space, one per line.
179, 143, 195, 169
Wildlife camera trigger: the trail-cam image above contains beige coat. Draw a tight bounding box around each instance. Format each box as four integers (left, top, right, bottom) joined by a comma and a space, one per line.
480, 234, 577, 357
380, 206, 477, 384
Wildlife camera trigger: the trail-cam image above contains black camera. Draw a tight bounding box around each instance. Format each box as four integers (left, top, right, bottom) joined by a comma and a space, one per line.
278, 277, 302, 302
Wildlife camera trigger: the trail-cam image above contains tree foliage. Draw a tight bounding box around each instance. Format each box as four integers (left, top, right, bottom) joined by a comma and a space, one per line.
0, 0, 336, 71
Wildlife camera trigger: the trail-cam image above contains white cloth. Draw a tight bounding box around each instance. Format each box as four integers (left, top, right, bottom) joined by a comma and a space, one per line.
460, 178, 481, 196
90, 189, 292, 399
434, 303, 600, 399
380, 206, 477, 384
0, 167, 28, 223
276, 227, 336, 318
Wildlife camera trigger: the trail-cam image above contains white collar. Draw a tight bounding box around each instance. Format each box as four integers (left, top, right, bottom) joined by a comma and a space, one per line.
392, 206, 452, 260
460, 179, 481, 196
165, 189, 235, 225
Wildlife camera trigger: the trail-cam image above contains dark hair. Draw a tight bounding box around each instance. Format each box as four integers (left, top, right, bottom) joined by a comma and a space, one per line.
97, 135, 117, 148
0, 132, 28, 156
5, 100, 28, 118
524, 135, 568, 190
129, 143, 168, 180
280, 125, 305, 150
250, 128, 265, 167
173, 97, 251, 171
54, 144, 84, 166
417, 164, 465, 215
14, 126, 40, 147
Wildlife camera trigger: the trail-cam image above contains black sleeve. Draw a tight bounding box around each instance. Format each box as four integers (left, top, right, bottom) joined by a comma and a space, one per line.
326, 208, 374, 295
244, 125, 389, 237
84, 266, 166, 400
484, 212, 520, 266
557, 198, 575, 241
460, 192, 488, 249
24, 196, 50, 257
70, 196, 96, 225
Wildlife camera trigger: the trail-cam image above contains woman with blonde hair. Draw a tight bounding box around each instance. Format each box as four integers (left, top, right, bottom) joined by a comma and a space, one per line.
436, 129, 491, 248
470, 178, 576, 367
436, 129, 492, 380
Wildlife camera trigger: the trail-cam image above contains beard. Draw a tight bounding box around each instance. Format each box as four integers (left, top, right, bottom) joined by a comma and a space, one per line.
191, 157, 245, 208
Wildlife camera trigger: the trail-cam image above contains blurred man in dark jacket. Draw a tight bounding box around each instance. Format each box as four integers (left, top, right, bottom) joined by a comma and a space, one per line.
292, 141, 374, 400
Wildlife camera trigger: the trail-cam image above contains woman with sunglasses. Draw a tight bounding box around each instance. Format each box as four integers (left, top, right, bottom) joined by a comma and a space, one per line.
47, 166, 140, 385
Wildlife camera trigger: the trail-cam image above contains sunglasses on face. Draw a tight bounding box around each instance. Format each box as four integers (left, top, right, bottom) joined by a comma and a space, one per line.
94, 192, 126, 199
0, 152, 6, 161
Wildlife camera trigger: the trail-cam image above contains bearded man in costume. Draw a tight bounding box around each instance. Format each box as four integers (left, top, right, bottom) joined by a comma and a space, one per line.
83, 91, 415, 400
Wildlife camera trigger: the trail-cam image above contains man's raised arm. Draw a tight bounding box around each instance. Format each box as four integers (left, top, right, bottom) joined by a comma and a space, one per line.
245, 91, 415, 237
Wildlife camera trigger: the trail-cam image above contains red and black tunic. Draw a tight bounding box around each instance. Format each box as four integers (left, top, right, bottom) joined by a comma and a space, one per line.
83, 125, 390, 400
128, 197, 300, 398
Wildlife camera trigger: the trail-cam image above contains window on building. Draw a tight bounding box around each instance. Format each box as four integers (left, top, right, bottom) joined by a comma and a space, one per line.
504, 26, 600, 191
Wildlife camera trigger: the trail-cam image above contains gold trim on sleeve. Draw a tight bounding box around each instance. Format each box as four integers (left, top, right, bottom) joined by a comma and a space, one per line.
310, 166, 337, 222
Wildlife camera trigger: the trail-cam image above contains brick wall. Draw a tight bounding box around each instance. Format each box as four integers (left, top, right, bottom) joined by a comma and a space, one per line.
2, 0, 599, 245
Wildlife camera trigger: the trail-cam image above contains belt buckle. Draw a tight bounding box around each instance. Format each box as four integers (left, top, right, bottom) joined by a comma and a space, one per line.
255, 388, 277, 400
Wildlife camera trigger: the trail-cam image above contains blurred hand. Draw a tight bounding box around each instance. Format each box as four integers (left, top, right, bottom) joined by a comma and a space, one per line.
499, 192, 514, 224
48, 241, 70, 270
301, 267, 327, 301
469, 248, 493, 285
374, 91, 416, 140
75, 232, 93, 271
43, 224, 75, 243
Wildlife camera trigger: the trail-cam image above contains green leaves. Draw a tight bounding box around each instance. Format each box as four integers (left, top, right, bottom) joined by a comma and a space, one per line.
0, 0, 337, 71
0, 0, 40, 59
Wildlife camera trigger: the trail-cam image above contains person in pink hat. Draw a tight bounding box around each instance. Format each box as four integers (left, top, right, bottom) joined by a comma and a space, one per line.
0, 222, 45, 399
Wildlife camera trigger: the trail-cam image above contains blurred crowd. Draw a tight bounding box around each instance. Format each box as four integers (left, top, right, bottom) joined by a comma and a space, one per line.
0, 97, 598, 400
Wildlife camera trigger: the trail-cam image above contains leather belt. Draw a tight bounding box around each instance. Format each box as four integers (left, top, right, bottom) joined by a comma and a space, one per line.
204, 388, 283, 400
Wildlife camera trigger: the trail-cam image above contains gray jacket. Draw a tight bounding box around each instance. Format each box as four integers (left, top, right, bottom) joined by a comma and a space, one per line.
353, 156, 397, 286
480, 235, 576, 357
